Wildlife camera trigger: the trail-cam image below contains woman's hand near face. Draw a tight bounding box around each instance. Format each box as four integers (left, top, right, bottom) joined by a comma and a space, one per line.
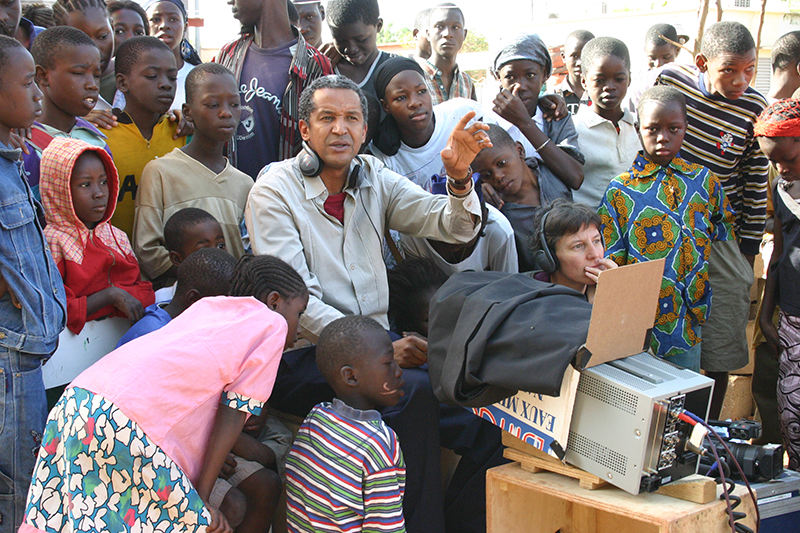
584, 258, 618, 283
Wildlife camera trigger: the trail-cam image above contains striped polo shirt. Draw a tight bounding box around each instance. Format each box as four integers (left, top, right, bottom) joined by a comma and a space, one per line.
286, 399, 406, 533
655, 64, 769, 255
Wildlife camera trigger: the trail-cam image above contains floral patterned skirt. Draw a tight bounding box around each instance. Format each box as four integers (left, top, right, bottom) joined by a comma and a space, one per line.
21, 387, 210, 533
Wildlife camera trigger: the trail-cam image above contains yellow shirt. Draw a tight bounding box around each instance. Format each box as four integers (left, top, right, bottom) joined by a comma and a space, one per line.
106, 112, 186, 237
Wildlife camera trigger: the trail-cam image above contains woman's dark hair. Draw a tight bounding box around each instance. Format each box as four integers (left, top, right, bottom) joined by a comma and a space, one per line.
530, 199, 602, 255
107, 1, 150, 37
387, 258, 449, 334
228, 255, 308, 301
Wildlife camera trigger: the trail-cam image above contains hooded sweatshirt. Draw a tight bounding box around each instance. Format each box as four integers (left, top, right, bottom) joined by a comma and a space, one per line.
40, 137, 154, 334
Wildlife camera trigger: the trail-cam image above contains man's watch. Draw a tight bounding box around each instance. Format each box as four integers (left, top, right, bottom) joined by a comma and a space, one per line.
447, 166, 473, 187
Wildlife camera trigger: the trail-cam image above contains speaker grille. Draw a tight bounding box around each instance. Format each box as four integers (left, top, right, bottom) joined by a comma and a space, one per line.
568, 431, 628, 475
577, 374, 639, 415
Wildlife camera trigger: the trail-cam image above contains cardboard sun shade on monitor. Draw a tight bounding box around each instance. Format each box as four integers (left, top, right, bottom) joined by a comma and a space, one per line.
582, 258, 666, 367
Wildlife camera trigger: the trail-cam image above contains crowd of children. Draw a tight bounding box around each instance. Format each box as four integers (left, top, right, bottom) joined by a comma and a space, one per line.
0, 0, 799, 531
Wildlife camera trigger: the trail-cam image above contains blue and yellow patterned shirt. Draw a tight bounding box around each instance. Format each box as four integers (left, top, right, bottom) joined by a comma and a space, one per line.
598, 153, 736, 357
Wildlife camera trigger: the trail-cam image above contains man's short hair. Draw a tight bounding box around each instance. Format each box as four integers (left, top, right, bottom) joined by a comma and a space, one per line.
163, 207, 218, 253
483, 124, 517, 152
326, 0, 379, 27
429, 2, 464, 25
115, 35, 171, 76
176, 247, 237, 298
530, 198, 602, 256
316, 315, 388, 385
31, 26, 97, 70
413, 8, 431, 31
637, 85, 687, 121
645, 23, 679, 48
772, 31, 800, 72
298, 74, 369, 123
581, 36, 630, 73
185, 62, 237, 104
565, 29, 594, 45
700, 21, 755, 59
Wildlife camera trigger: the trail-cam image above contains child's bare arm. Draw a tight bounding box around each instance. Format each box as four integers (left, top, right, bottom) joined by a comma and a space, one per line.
86, 287, 145, 322
493, 88, 583, 190
760, 216, 782, 357
230, 432, 277, 469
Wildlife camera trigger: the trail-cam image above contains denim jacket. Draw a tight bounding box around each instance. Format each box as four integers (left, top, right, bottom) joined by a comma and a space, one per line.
0, 144, 66, 355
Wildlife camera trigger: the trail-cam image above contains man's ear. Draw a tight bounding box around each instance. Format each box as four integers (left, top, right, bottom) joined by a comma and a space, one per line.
116, 72, 128, 94
169, 250, 183, 266
794, 60, 800, 77
340, 365, 358, 387
490, 68, 499, 81
376, 18, 383, 33
580, 73, 587, 91
695, 53, 708, 72
412, 28, 419, 38
35, 65, 49, 88
318, 4, 325, 20
181, 102, 193, 124
185, 288, 202, 306
299, 119, 310, 141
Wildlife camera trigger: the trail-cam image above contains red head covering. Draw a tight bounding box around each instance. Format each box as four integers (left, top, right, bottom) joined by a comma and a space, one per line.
754, 98, 800, 138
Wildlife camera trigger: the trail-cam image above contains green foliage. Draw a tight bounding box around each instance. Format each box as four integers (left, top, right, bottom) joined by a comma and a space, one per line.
462, 30, 489, 53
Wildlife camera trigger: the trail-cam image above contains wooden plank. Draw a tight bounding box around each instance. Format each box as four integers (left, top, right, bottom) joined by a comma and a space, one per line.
486, 463, 756, 533
504, 447, 608, 490
655, 474, 717, 504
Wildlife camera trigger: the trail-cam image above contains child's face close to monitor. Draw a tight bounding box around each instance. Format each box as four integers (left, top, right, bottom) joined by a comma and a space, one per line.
0, 47, 42, 145
119, 47, 177, 115
63, 6, 114, 73
70, 151, 109, 230
38, 44, 101, 118
696, 49, 756, 100
496, 60, 547, 117
172, 219, 226, 265
758, 136, 800, 183
637, 100, 687, 166
112, 8, 147, 52
184, 73, 241, 143
353, 329, 405, 408
582, 54, 630, 122
330, 20, 381, 67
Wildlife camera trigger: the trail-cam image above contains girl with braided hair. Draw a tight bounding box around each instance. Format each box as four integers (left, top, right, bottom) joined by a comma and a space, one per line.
20, 255, 308, 533
755, 99, 800, 471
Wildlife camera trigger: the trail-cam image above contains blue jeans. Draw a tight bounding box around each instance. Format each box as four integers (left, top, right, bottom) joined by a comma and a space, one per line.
0, 348, 48, 532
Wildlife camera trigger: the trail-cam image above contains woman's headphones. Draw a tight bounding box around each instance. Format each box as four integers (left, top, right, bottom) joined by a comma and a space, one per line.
534, 208, 560, 273
297, 141, 363, 189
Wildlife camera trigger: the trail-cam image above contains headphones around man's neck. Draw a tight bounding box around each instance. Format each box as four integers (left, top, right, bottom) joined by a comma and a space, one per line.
534, 208, 560, 273
298, 140, 363, 189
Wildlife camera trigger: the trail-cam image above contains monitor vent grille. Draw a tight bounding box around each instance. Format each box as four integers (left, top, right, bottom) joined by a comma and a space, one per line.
568, 431, 628, 475
577, 374, 638, 415
592, 364, 655, 391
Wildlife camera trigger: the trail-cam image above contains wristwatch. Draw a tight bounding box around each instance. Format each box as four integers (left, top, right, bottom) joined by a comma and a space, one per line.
447, 166, 473, 187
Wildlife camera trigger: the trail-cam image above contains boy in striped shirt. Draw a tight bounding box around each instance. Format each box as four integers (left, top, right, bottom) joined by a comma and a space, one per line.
286, 316, 407, 533
654, 21, 768, 418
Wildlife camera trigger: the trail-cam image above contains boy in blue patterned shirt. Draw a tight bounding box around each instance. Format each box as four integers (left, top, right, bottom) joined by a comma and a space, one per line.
599, 86, 736, 371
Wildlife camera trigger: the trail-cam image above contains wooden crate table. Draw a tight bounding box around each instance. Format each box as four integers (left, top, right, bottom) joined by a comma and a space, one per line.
487, 462, 756, 533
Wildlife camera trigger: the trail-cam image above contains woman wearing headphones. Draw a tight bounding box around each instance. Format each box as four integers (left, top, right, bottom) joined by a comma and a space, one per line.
528, 198, 617, 304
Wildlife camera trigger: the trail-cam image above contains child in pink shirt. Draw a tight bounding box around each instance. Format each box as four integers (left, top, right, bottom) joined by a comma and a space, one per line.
20, 255, 309, 533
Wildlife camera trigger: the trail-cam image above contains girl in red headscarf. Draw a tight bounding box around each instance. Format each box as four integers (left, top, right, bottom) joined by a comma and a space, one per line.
755, 99, 800, 471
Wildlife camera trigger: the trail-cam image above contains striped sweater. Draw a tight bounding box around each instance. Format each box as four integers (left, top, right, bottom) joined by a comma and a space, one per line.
656, 64, 769, 256
286, 399, 406, 533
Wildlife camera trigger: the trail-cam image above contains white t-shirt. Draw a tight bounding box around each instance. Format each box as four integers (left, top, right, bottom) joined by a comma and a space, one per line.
369, 98, 483, 191
399, 204, 518, 276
